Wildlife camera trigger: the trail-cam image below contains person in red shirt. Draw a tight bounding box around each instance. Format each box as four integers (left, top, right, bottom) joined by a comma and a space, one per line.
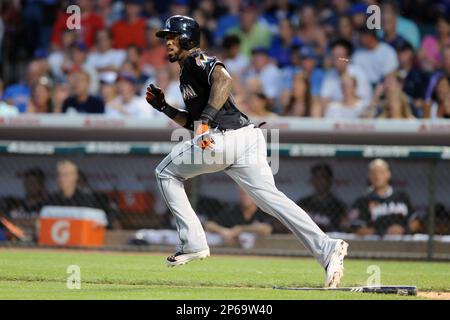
111, 0, 147, 49
51, 0, 104, 50
140, 18, 168, 73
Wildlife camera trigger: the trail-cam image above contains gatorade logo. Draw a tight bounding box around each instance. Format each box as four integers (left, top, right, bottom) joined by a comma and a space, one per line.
51, 220, 70, 245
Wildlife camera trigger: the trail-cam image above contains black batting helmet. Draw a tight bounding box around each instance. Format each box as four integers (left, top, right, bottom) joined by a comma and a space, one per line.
155, 15, 200, 50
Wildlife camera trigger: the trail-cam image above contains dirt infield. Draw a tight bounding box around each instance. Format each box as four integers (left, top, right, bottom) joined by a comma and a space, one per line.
418, 292, 450, 300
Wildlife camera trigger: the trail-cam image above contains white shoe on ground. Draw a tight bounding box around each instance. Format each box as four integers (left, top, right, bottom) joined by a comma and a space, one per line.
325, 240, 349, 288
166, 248, 210, 267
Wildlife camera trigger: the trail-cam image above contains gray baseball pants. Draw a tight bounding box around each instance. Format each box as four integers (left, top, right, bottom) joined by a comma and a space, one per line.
155, 124, 338, 268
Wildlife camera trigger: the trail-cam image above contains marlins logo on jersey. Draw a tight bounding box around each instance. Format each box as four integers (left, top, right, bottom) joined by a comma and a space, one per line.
180, 84, 198, 100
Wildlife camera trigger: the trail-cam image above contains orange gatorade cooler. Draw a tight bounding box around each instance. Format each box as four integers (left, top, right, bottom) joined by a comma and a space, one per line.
39, 206, 107, 247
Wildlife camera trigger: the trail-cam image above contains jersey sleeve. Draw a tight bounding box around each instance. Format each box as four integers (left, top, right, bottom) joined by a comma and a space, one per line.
188, 52, 225, 86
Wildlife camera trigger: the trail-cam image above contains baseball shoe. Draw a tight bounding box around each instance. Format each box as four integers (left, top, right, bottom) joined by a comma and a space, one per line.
166, 248, 210, 267
325, 240, 349, 288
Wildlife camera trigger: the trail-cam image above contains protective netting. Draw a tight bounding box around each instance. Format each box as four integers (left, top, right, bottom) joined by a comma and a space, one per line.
0, 149, 448, 255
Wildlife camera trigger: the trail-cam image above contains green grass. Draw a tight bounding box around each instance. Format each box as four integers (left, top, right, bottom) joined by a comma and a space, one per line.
0, 249, 448, 300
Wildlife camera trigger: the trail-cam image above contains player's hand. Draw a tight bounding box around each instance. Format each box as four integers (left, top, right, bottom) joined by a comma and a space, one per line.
194, 122, 215, 150
145, 84, 166, 111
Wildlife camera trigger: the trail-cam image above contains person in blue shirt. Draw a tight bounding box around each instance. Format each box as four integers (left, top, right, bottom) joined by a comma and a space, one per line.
268, 18, 303, 68
281, 45, 324, 96
3, 48, 51, 113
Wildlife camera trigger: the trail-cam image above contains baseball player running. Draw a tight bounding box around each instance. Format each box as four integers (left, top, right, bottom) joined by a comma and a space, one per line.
145, 15, 348, 288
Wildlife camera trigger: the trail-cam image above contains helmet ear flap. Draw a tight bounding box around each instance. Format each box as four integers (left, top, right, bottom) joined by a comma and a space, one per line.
179, 34, 194, 50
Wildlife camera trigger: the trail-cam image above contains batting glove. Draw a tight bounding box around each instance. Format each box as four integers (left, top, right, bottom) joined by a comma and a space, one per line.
194, 122, 215, 150
145, 84, 167, 111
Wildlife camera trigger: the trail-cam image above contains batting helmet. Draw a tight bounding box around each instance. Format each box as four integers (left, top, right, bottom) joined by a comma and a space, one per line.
155, 15, 200, 50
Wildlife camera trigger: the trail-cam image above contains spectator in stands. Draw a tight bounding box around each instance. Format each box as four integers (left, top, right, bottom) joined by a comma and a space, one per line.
244, 91, 278, 118
331, 0, 352, 17
26, 77, 54, 113
51, 0, 104, 50
21, 0, 57, 55
97, 0, 123, 28
320, 39, 372, 107
140, 18, 168, 75
424, 45, 450, 109
48, 30, 78, 81
32, 49, 51, 80
367, 74, 415, 119
348, 159, 414, 236
124, 45, 148, 86
61, 42, 99, 94
226, 1, 273, 58
296, 45, 324, 115
152, 68, 184, 109
380, 0, 420, 50
296, 4, 327, 56
221, 35, 249, 76
47, 160, 120, 229
245, 47, 282, 106
62, 70, 104, 114
2, 60, 45, 113
419, 15, 450, 72
99, 72, 119, 108
352, 28, 399, 86
269, 18, 302, 68
336, 15, 355, 45
214, 0, 240, 45
0, 167, 48, 219
260, 0, 296, 30
424, 75, 450, 119
111, 0, 146, 49
297, 163, 346, 232
347, 3, 368, 30
52, 81, 71, 114
105, 72, 155, 117
324, 74, 367, 119
192, 7, 215, 50
396, 40, 429, 118
280, 72, 314, 117
204, 188, 273, 246
380, 4, 408, 50
409, 203, 450, 235
0, 79, 19, 116
86, 29, 126, 75
168, 0, 190, 17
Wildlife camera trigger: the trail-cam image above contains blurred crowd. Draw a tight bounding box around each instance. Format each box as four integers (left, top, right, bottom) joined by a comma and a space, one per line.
0, 0, 449, 119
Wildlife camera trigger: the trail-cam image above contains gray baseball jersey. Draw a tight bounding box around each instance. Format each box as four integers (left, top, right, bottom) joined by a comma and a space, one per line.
155, 50, 339, 268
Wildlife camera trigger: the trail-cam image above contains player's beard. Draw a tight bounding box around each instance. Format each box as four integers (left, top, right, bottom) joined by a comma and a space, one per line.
168, 54, 179, 63
167, 49, 179, 63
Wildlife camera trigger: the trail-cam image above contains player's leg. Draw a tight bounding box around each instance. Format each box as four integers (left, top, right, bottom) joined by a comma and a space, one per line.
155, 138, 229, 266
224, 127, 348, 286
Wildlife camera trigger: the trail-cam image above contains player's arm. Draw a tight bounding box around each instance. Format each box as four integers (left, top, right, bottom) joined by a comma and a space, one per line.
194, 65, 233, 149
145, 84, 189, 127
199, 65, 232, 124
